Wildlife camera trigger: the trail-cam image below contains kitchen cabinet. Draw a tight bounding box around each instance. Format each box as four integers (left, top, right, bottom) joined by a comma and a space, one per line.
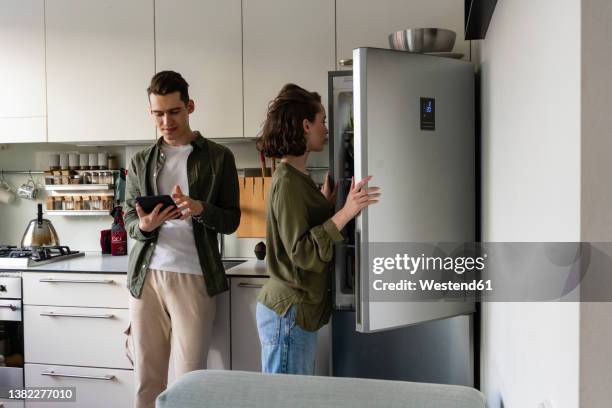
230, 276, 330, 374
22, 272, 133, 408
24, 364, 133, 408
242, 0, 335, 139
45, 0, 155, 143
0, 0, 46, 143
336, 0, 469, 65
155, 0, 243, 139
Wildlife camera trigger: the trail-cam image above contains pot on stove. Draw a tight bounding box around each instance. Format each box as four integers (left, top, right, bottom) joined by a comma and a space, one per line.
20, 204, 60, 247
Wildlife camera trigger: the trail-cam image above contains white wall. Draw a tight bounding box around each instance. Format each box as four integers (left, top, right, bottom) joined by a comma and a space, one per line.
478, 0, 581, 407
579, 0, 612, 406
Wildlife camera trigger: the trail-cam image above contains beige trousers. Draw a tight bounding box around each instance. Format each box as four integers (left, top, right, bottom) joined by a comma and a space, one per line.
127, 269, 216, 408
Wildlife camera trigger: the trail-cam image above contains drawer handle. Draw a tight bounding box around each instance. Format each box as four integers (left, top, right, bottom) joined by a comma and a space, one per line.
40, 312, 114, 319
237, 283, 264, 289
41, 370, 115, 381
0, 304, 18, 311
39, 278, 114, 284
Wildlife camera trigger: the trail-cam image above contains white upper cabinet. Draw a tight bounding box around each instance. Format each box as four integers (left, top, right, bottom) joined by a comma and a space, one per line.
243, 0, 335, 139
0, 0, 46, 143
336, 0, 470, 65
155, 0, 243, 139
46, 0, 155, 143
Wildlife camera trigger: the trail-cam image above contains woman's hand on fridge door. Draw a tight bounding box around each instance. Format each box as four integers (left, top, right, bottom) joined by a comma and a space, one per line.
331, 176, 380, 231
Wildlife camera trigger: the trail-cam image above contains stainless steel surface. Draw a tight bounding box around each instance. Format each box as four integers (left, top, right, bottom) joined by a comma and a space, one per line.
237, 282, 264, 289
388, 28, 456, 53
0, 367, 24, 395
20, 204, 60, 248
40, 312, 114, 319
0, 304, 17, 311
39, 278, 113, 284
353, 47, 475, 332
222, 259, 247, 271
41, 371, 115, 381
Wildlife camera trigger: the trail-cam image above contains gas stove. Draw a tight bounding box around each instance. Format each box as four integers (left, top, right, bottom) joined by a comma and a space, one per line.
0, 245, 85, 268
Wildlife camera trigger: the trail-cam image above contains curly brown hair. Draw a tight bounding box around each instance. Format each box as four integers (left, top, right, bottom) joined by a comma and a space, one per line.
147, 71, 190, 105
256, 83, 322, 158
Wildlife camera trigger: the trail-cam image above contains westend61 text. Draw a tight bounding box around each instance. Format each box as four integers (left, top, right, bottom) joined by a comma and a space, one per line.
372, 279, 493, 291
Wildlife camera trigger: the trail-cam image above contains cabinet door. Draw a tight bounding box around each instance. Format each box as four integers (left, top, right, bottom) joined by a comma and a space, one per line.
24, 305, 131, 369
156, 0, 243, 139
337, 0, 469, 65
0, 0, 46, 143
230, 277, 266, 371
46, 0, 155, 143
25, 363, 133, 408
243, 0, 334, 139
230, 276, 330, 374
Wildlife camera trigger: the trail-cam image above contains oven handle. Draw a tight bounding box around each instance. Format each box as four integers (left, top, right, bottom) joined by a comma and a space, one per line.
40, 312, 114, 319
41, 371, 115, 381
0, 304, 18, 311
39, 278, 114, 284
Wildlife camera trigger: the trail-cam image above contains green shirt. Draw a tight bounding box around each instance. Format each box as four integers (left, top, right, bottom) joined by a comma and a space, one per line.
257, 162, 344, 331
124, 132, 240, 298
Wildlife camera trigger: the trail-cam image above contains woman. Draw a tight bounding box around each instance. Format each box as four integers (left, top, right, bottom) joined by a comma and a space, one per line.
255, 83, 379, 375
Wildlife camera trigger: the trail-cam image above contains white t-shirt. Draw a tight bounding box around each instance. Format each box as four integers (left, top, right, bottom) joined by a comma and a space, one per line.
148, 142, 201, 274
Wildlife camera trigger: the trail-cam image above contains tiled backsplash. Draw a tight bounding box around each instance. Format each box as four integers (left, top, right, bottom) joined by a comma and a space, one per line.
0, 140, 329, 258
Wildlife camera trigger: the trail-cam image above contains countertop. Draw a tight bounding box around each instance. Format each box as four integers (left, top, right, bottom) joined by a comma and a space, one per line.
0, 252, 269, 277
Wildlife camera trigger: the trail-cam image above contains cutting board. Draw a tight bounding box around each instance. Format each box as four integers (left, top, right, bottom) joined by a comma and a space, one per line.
236, 176, 272, 238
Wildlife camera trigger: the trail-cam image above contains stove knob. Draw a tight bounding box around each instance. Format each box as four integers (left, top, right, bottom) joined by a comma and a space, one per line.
0, 285, 6, 292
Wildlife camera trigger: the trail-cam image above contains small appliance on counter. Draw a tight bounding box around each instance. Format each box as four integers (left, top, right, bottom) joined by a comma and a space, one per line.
20, 204, 60, 248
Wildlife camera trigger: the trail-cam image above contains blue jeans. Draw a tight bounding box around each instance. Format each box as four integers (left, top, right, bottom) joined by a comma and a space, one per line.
256, 302, 318, 375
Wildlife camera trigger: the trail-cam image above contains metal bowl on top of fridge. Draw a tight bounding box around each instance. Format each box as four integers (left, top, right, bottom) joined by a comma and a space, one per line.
388, 28, 456, 53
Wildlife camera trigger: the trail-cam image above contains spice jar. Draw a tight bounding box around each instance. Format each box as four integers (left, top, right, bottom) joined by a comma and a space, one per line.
46, 196, 54, 210
48, 154, 60, 171
70, 175, 82, 185
59, 153, 69, 170
89, 153, 99, 170
69, 153, 79, 170
82, 172, 91, 184
107, 155, 118, 170
98, 152, 108, 170
91, 196, 100, 210
64, 196, 74, 210
54, 197, 64, 210
74, 196, 83, 211
79, 153, 89, 170
44, 171, 54, 185
82, 195, 90, 210
90, 171, 99, 184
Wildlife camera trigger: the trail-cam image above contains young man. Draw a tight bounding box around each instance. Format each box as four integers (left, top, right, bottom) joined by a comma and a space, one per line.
124, 71, 240, 408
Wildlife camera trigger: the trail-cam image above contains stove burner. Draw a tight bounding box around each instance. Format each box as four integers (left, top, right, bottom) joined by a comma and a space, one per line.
1, 246, 80, 262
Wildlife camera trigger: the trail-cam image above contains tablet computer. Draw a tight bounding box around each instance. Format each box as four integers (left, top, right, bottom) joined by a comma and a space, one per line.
135, 195, 177, 214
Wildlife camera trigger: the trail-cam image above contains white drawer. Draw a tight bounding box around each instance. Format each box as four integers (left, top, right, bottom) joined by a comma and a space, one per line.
24, 305, 130, 369
0, 300, 21, 322
25, 363, 133, 408
22, 273, 128, 308
0, 398, 25, 408
0, 276, 22, 299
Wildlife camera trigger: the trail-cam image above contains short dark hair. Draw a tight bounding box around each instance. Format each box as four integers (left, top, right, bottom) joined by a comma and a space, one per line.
256, 84, 322, 158
147, 71, 190, 104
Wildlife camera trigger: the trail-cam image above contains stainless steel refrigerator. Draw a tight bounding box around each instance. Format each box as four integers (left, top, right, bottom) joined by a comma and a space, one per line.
329, 48, 476, 386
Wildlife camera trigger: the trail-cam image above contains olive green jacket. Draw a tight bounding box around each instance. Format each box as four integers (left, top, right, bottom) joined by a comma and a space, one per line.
124, 132, 240, 298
